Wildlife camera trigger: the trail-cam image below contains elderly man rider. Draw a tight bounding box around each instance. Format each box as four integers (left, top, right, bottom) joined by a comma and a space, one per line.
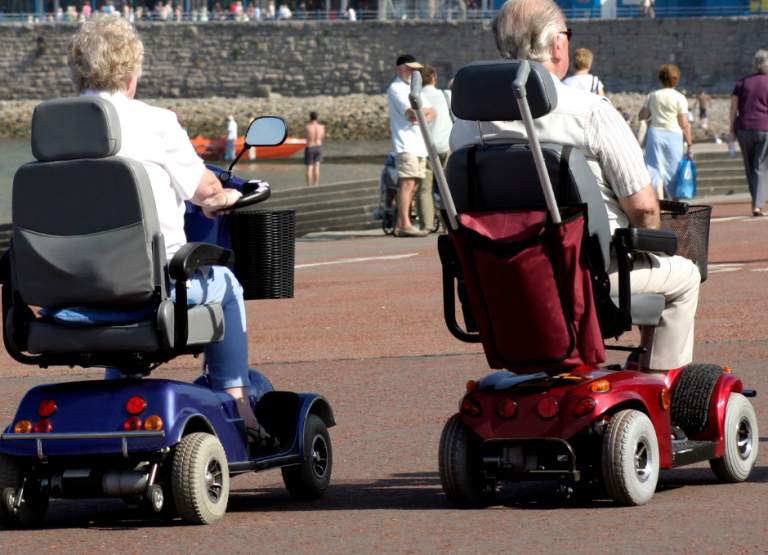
66, 14, 271, 445
450, 0, 701, 383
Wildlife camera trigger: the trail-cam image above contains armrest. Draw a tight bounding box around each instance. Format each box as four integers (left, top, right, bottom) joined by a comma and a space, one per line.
168, 242, 234, 351
169, 242, 235, 282
613, 228, 678, 257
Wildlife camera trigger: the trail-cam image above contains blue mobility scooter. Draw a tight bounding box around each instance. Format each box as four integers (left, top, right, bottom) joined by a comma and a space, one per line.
0, 98, 335, 528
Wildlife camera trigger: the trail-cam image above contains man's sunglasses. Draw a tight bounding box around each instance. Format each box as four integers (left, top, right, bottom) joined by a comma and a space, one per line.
559, 28, 572, 41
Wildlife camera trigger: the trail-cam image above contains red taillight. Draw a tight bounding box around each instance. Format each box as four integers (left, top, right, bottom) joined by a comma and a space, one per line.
37, 399, 57, 418
124, 417, 142, 431
126, 396, 146, 416
572, 398, 596, 417
496, 397, 517, 419
461, 397, 482, 417
33, 419, 52, 433
537, 397, 559, 419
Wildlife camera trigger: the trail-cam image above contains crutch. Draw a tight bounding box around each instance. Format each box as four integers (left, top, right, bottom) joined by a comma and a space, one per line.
408, 60, 561, 227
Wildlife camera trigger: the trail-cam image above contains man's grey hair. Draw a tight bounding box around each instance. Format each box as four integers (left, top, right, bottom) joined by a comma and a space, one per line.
492, 0, 565, 63
753, 50, 768, 75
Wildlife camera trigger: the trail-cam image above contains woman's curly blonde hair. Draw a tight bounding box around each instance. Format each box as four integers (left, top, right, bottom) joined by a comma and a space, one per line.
67, 13, 144, 95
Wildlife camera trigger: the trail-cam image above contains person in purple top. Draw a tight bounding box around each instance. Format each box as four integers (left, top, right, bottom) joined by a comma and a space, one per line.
730, 50, 768, 216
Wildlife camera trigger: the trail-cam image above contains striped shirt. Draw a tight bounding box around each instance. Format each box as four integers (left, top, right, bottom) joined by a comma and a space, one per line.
450, 76, 651, 231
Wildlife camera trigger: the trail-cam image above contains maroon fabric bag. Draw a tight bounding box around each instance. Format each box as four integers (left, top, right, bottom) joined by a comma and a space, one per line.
449, 205, 605, 373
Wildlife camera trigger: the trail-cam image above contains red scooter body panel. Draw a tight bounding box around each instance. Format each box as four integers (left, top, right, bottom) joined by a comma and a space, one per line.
460, 367, 674, 468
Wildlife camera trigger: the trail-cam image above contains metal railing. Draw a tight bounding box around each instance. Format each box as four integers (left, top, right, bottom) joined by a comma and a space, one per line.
0, 4, 766, 23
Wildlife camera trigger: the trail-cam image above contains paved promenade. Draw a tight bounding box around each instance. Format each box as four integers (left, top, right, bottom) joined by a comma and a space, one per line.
1, 200, 768, 553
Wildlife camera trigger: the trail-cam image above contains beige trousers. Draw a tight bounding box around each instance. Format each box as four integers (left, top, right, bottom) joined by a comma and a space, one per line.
419, 151, 450, 231
608, 253, 700, 370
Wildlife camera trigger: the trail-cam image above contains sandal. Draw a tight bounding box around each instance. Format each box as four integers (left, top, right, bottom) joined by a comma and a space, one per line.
246, 426, 280, 449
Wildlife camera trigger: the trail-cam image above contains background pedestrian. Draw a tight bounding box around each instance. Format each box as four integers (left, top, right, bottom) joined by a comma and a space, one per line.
225, 115, 237, 160
562, 48, 605, 96
730, 50, 768, 216
418, 64, 452, 233
303, 111, 325, 187
638, 64, 693, 199
386, 54, 435, 237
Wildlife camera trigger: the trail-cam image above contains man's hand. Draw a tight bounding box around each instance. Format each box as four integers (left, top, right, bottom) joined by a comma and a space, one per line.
405, 106, 436, 125
201, 188, 242, 220
617, 184, 660, 230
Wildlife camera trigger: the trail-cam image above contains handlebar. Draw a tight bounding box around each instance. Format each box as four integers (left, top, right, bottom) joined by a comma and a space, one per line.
229, 180, 271, 209
659, 199, 690, 214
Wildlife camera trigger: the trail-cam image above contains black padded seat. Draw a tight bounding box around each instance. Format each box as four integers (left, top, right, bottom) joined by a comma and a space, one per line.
447, 60, 666, 338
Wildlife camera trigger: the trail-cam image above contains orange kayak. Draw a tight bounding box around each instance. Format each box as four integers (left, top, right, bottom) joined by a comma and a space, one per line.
190, 135, 307, 160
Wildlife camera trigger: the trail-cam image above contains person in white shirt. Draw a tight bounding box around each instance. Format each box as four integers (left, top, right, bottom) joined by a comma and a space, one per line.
225, 115, 238, 160
452, 0, 700, 380
562, 48, 605, 96
386, 54, 435, 237
418, 64, 453, 233
66, 14, 272, 443
347, 7, 356, 20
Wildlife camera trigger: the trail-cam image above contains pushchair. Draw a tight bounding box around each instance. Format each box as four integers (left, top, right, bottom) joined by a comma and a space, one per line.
374, 153, 441, 235
409, 62, 757, 507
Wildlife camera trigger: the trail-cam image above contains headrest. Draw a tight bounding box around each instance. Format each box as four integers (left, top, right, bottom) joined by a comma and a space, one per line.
31, 97, 122, 162
452, 60, 558, 122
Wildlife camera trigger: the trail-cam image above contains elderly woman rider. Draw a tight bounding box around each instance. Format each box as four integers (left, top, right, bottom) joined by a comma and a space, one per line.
66, 14, 266, 442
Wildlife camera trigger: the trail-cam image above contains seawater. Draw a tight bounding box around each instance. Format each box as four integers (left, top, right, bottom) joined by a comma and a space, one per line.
0, 138, 386, 224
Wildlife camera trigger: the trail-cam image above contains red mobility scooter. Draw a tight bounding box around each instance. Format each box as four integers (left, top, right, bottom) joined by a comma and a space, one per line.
408, 61, 758, 506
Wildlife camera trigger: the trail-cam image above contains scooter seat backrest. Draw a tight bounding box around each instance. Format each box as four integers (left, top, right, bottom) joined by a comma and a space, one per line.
12, 97, 162, 309
446, 60, 612, 271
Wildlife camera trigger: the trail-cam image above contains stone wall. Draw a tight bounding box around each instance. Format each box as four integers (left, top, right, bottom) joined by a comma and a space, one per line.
0, 17, 766, 101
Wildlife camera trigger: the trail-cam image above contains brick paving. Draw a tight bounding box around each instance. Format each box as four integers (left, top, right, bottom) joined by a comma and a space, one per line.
1, 200, 768, 554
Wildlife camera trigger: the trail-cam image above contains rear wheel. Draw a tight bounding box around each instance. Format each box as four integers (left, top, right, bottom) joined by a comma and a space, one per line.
602, 409, 659, 506
438, 414, 495, 508
171, 433, 230, 525
0, 453, 48, 529
710, 393, 758, 483
282, 414, 332, 499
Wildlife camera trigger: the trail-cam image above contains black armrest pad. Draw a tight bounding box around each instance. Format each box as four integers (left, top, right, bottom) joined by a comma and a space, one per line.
659, 199, 690, 214
613, 228, 678, 256
169, 243, 235, 281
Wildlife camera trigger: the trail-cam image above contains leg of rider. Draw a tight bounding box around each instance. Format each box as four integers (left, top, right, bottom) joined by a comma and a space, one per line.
609, 253, 700, 381
177, 266, 261, 432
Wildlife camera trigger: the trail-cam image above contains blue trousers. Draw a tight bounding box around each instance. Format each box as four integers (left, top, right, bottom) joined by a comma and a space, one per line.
107, 266, 250, 390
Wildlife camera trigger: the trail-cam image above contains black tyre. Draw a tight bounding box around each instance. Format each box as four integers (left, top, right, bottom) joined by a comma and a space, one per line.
382, 211, 394, 235
710, 393, 758, 483
171, 433, 229, 525
438, 414, 495, 508
0, 453, 48, 529
281, 414, 332, 500
431, 214, 441, 233
670, 364, 723, 437
602, 410, 659, 506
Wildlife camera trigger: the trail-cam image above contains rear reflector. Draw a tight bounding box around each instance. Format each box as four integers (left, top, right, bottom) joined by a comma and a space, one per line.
33, 420, 52, 433
461, 397, 482, 417
144, 415, 163, 431
572, 398, 596, 417
126, 396, 146, 416
537, 397, 559, 419
496, 397, 517, 419
124, 417, 142, 431
37, 399, 57, 418
14, 421, 32, 434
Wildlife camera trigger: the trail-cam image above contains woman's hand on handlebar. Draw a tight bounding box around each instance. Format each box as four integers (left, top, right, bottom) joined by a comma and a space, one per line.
202, 188, 242, 219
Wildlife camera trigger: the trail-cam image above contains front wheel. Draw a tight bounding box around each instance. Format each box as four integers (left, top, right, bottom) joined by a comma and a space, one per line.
710, 393, 758, 483
438, 414, 495, 508
171, 433, 230, 525
0, 453, 49, 529
602, 409, 659, 506
282, 414, 332, 500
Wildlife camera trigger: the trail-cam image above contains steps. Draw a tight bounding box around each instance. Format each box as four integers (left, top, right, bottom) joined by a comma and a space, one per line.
694, 150, 748, 198
252, 179, 382, 236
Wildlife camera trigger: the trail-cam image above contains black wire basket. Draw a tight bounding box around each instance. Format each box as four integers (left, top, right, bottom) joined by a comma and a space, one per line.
659, 205, 712, 282
229, 209, 295, 300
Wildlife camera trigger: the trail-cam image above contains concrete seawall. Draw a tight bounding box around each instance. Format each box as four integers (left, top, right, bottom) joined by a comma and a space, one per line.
0, 18, 766, 101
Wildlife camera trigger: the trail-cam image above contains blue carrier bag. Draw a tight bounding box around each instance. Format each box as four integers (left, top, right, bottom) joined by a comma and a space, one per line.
675, 158, 697, 200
